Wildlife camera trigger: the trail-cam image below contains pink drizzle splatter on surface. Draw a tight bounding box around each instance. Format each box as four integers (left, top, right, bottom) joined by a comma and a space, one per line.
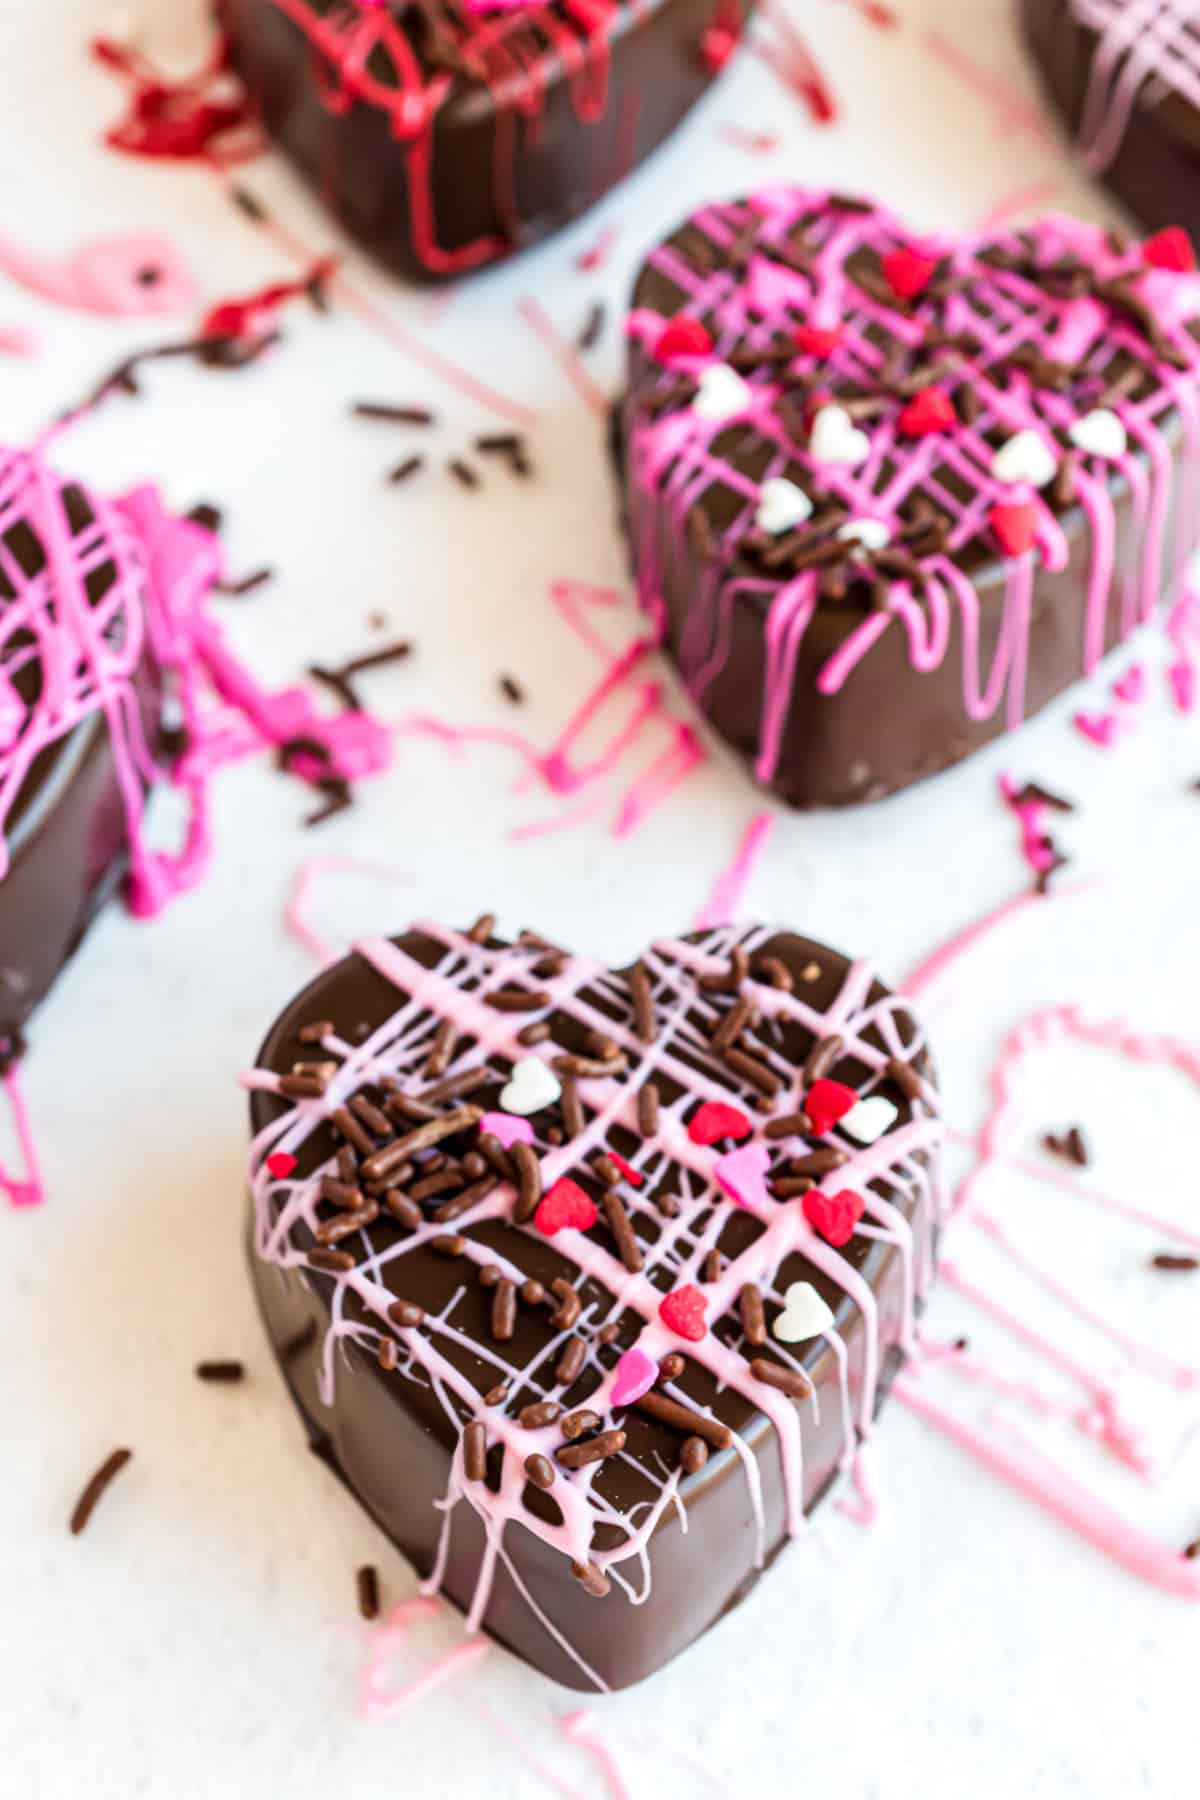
0, 232, 196, 318
0, 1067, 44, 1210
695, 810, 775, 929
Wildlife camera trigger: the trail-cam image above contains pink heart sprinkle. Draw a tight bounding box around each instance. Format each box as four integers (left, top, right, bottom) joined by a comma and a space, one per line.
611, 1347, 658, 1408
1112, 664, 1146, 705
714, 1142, 772, 1211
1074, 711, 1121, 749
478, 1111, 535, 1150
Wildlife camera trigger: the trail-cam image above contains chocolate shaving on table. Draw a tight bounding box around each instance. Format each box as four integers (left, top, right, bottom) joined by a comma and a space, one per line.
499, 674, 524, 705
357, 1565, 381, 1620
1152, 1253, 1198, 1272
448, 456, 480, 489
216, 565, 274, 597
70, 1448, 133, 1536
388, 454, 425, 485
1042, 1126, 1089, 1167
354, 401, 435, 425
195, 1360, 246, 1383
577, 301, 606, 351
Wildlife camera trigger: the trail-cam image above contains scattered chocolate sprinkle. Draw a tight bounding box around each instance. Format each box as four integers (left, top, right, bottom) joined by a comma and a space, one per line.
478, 1133, 516, 1181
486, 987, 551, 1013
463, 1421, 488, 1481
635, 1392, 732, 1450
430, 1234, 467, 1257
377, 1337, 399, 1372
561, 1408, 603, 1441
1042, 1126, 1089, 1167
1152, 1254, 1199, 1273
702, 1248, 722, 1284
475, 432, 522, 456
710, 992, 756, 1055
679, 1437, 709, 1475
484, 1382, 508, 1406
231, 183, 269, 222
477, 1264, 502, 1289
466, 913, 496, 944
788, 1147, 849, 1176
739, 1285, 767, 1348
279, 1072, 326, 1100
592, 1153, 622, 1189
772, 1176, 814, 1199
637, 1081, 660, 1137
572, 1559, 611, 1598
626, 963, 656, 1045
885, 1058, 923, 1102
597, 1323, 621, 1347
308, 1247, 355, 1273
603, 1192, 644, 1274
511, 1140, 542, 1224
195, 1361, 245, 1384
384, 1189, 422, 1229
388, 454, 424, 485
434, 1175, 498, 1224
424, 1019, 457, 1079
449, 456, 480, 489
1185, 1538, 1200, 1560
658, 1194, 681, 1218
577, 301, 606, 351
355, 401, 434, 425
217, 565, 274, 597
332, 1106, 376, 1157
363, 1107, 483, 1179
553, 1051, 626, 1078
521, 1279, 546, 1306
350, 1094, 394, 1137
70, 1448, 133, 1536
317, 1204, 379, 1244
517, 1020, 552, 1046
750, 1358, 813, 1401
499, 674, 524, 705
803, 1035, 844, 1086
560, 1077, 585, 1140
556, 1429, 626, 1469
491, 1279, 517, 1342
659, 1352, 685, 1381
519, 1402, 562, 1431
357, 1564, 381, 1620
524, 1453, 556, 1490
764, 1112, 812, 1140
724, 1046, 780, 1097
556, 1336, 587, 1386
550, 1279, 583, 1330
753, 955, 793, 992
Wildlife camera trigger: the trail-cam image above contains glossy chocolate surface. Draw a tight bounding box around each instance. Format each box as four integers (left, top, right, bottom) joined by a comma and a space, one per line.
248, 922, 941, 1689
220, 0, 754, 282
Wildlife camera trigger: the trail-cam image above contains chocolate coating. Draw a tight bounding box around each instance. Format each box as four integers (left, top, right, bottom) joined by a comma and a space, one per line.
219, 0, 754, 282
1023, 0, 1200, 247
617, 190, 1195, 807
247, 922, 941, 1689
0, 486, 160, 1063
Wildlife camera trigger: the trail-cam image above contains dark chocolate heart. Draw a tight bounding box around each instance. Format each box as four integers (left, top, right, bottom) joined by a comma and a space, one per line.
219, 0, 759, 281
0, 450, 166, 1057
617, 187, 1200, 805
246, 918, 943, 1690
1024, 0, 1200, 253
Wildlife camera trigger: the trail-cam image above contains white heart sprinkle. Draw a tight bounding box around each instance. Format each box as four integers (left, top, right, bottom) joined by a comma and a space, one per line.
837, 518, 891, 554
692, 364, 752, 424
809, 404, 871, 469
991, 429, 1058, 489
1069, 408, 1127, 460
842, 1095, 899, 1144
756, 477, 813, 536
773, 1281, 835, 1345
499, 1056, 561, 1117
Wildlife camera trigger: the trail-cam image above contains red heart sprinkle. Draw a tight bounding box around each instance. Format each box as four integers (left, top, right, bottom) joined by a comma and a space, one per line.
700, 25, 738, 71
659, 1285, 708, 1342
688, 1100, 753, 1145
607, 1150, 645, 1187
655, 317, 714, 363
990, 501, 1038, 557
804, 1079, 858, 1135
803, 1187, 865, 1248
266, 1151, 297, 1179
535, 1177, 598, 1237
897, 386, 956, 437
794, 324, 843, 358
1143, 227, 1196, 273
881, 247, 939, 300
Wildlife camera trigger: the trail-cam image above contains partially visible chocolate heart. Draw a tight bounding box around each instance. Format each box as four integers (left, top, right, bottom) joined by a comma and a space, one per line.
246, 919, 942, 1690
618, 188, 1200, 806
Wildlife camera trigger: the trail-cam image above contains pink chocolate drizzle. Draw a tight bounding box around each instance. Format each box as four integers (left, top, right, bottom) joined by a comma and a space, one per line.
1067, 0, 1200, 175
625, 191, 1200, 789
245, 921, 943, 1688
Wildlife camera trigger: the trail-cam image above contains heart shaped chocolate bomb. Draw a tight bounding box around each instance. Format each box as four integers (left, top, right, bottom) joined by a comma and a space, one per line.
246, 918, 942, 1690
0, 448, 206, 1064
219, 0, 759, 282
618, 188, 1200, 806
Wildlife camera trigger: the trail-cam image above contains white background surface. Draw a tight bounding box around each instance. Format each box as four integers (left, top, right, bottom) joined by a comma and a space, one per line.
1, 1, 1198, 1795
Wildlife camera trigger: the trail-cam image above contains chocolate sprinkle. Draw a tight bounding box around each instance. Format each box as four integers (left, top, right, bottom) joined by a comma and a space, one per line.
556, 1429, 626, 1469
738, 1285, 767, 1348
603, 1191, 644, 1274
195, 1360, 245, 1383
464, 1421, 488, 1481
679, 1436, 709, 1475
69, 1448, 133, 1536
750, 1358, 814, 1401
524, 1453, 556, 1491
357, 1565, 381, 1620
634, 1392, 732, 1450
1152, 1254, 1199, 1273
